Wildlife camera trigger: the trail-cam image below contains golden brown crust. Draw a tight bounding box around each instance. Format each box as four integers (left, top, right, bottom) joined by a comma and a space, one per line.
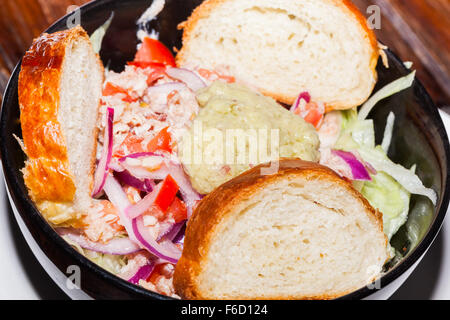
176, 0, 379, 109
174, 159, 386, 300
18, 26, 95, 203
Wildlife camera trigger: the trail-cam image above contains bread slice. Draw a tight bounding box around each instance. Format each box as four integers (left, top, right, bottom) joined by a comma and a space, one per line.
174, 159, 388, 300
19, 26, 104, 223
177, 0, 379, 110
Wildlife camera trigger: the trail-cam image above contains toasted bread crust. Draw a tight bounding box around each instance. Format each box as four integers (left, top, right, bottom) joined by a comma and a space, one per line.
176, 0, 379, 109
174, 159, 386, 300
19, 26, 101, 203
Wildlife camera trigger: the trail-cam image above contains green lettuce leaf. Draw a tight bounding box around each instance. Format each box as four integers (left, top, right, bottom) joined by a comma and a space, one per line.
362, 172, 410, 240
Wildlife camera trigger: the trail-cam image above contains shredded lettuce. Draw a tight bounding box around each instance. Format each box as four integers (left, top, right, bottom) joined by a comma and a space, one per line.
358, 146, 437, 205
330, 72, 437, 241
84, 250, 127, 275
90, 12, 114, 54
358, 71, 416, 120
362, 171, 410, 240
381, 112, 395, 153
336, 109, 375, 150
405, 198, 434, 249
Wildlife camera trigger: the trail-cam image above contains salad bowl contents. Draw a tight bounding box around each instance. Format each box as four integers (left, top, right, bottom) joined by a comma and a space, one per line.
0, 0, 448, 300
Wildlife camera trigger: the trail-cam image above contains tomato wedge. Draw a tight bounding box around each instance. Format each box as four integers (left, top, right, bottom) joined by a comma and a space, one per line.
154, 175, 179, 213
134, 37, 176, 67
293, 101, 324, 129
147, 127, 172, 153
167, 197, 187, 223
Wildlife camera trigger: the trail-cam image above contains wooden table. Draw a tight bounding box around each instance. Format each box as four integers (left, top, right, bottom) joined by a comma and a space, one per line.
0, 0, 449, 111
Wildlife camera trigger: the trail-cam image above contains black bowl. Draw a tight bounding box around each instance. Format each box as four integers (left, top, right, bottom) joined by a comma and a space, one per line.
1, 0, 449, 300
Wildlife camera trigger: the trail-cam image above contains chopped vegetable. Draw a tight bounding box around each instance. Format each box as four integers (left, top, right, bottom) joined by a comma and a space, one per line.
361, 171, 410, 239
125, 181, 163, 219
58, 228, 140, 255
331, 150, 371, 181
90, 12, 114, 54
154, 175, 179, 213
167, 198, 187, 223
358, 146, 437, 205
132, 216, 181, 263
114, 170, 154, 193
166, 67, 206, 91
134, 37, 176, 67
381, 112, 395, 153
92, 107, 114, 197
128, 262, 155, 284
358, 71, 416, 120
147, 127, 172, 153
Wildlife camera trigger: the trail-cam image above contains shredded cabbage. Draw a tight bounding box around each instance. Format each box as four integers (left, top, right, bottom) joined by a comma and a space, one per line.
406, 198, 434, 249
84, 250, 127, 275
330, 72, 437, 241
336, 109, 375, 150
362, 171, 410, 240
90, 12, 114, 54
358, 71, 416, 120
358, 146, 437, 205
381, 112, 395, 153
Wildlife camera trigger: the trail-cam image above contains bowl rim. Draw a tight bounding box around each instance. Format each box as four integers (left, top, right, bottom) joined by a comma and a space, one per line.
1, 0, 449, 300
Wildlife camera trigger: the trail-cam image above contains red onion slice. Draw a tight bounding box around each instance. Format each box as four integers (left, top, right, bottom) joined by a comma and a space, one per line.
332, 150, 371, 181
173, 223, 186, 245
119, 152, 161, 161
128, 262, 155, 284
166, 67, 206, 92
114, 170, 154, 193
119, 152, 202, 218
132, 216, 182, 264
161, 221, 185, 242
109, 158, 124, 172
290, 91, 311, 113
92, 107, 114, 197
125, 181, 163, 219
121, 154, 200, 210
57, 229, 140, 255
168, 164, 202, 219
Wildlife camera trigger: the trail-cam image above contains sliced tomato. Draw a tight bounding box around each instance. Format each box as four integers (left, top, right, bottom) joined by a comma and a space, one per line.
114, 133, 145, 157
154, 175, 179, 213
294, 101, 324, 129
134, 37, 176, 67
167, 197, 187, 223
103, 82, 137, 103
303, 108, 324, 128
147, 127, 172, 153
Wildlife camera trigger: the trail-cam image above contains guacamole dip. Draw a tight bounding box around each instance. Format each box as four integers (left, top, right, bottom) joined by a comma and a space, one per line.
180, 81, 320, 194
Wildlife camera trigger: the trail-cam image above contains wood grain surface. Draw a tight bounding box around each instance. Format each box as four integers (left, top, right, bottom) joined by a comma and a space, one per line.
0, 0, 449, 110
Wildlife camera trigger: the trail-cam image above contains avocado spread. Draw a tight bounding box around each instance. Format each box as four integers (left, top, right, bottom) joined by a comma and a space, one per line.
180, 81, 320, 194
